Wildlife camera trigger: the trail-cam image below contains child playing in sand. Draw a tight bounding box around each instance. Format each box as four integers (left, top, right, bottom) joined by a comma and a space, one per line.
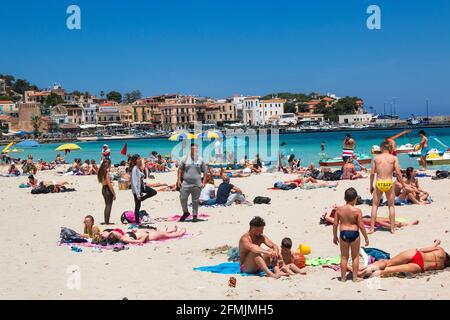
333, 187, 369, 282
278, 238, 306, 275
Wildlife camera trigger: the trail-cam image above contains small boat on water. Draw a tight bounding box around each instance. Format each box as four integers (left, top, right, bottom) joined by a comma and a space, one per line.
319, 154, 372, 167
408, 148, 445, 158
371, 143, 417, 155
418, 152, 450, 165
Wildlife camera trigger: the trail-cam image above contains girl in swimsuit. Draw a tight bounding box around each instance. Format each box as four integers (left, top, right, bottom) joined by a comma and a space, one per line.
359, 240, 450, 277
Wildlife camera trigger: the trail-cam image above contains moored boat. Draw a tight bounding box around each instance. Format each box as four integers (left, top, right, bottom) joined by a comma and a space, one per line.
319, 154, 372, 167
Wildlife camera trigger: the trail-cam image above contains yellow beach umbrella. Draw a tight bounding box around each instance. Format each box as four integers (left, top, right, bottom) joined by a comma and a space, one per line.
2, 142, 15, 153
55, 143, 81, 151
168, 132, 196, 141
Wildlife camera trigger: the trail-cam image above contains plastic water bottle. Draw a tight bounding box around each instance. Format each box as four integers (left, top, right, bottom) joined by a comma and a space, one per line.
71, 246, 82, 253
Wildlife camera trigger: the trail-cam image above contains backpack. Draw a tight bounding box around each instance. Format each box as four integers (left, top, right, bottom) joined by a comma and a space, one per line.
363, 247, 390, 261
253, 196, 271, 204
60, 227, 87, 244
120, 210, 150, 224
436, 170, 449, 179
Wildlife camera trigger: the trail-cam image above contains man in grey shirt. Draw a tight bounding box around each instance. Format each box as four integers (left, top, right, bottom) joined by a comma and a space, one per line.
177, 144, 208, 222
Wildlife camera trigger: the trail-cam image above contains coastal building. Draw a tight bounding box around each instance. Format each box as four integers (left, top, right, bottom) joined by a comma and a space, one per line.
204, 101, 236, 125
50, 105, 69, 125
0, 100, 17, 113
339, 113, 373, 124
83, 103, 98, 124
259, 98, 286, 125
243, 96, 261, 126
118, 104, 134, 127
60, 103, 85, 125
97, 104, 121, 125
230, 95, 246, 122
297, 112, 325, 124
17, 103, 44, 132
24, 90, 51, 104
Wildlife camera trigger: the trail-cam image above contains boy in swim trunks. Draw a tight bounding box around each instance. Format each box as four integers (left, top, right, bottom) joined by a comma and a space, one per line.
369, 141, 405, 234
333, 188, 369, 282
418, 130, 429, 170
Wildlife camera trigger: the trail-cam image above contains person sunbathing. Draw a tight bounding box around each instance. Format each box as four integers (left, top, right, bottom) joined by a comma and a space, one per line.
55, 154, 66, 165
323, 205, 419, 230
8, 162, 21, 176
210, 167, 250, 179
404, 167, 430, 204
341, 158, 364, 180
282, 176, 338, 189
102, 226, 186, 244
359, 240, 450, 277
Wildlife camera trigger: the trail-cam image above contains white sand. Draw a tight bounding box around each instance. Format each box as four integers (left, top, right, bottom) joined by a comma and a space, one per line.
0, 167, 449, 299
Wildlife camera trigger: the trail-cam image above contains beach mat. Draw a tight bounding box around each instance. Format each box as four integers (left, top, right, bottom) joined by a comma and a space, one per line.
193, 262, 266, 276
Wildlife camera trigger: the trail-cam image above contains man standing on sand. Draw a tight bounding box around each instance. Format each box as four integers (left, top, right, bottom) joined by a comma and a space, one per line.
369, 141, 405, 234
239, 216, 287, 279
418, 130, 429, 170
342, 134, 356, 163
177, 144, 208, 222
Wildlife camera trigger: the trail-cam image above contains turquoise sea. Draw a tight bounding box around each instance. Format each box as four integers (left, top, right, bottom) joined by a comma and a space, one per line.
10, 127, 450, 170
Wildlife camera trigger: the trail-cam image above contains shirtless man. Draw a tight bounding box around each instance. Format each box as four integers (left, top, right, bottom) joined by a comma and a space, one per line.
418, 130, 429, 170
359, 240, 450, 277
342, 134, 356, 163
333, 188, 369, 282
239, 216, 287, 279
369, 141, 406, 234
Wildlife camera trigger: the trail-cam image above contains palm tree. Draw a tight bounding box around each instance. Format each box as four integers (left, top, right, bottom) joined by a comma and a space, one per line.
100, 91, 105, 98
31, 116, 42, 138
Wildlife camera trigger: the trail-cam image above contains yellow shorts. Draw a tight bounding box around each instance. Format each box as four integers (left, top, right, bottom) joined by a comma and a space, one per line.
376, 179, 393, 193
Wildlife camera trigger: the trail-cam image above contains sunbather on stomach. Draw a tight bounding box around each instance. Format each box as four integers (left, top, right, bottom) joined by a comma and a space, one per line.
101, 226, 186, 244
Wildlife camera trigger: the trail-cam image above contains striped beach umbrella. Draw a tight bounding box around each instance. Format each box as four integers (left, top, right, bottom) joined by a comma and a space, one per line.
168, 132, 196, 141
196, 130, 224, 139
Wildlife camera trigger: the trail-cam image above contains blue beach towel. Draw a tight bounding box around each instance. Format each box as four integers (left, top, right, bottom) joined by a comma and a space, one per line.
193, 262, 267, 276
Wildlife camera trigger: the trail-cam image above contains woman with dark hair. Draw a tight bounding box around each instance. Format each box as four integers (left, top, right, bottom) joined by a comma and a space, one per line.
101, 226, 186, 244
405, 167, 430, 203
359, 240, 450, 277
130, 154, 157, 225
97, 159, 116, 225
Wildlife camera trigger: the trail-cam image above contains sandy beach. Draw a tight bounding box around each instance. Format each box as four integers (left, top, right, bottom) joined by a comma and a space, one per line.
0, 167, 449, 300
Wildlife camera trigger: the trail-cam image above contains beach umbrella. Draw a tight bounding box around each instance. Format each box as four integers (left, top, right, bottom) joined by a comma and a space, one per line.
168, 132, 196, 141
2, 141, 15, 153
15, 131, 33, 136
15, 140, 40, 148
195, 130, 224, 140
55, 143, 81, 151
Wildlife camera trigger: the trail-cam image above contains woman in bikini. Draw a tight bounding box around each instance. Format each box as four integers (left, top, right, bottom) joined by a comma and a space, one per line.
283, 176, 338, 189
359, 240, 450, 277
341, 158, 364, 180
80, 215, 101, 239
101, 226, 187, 244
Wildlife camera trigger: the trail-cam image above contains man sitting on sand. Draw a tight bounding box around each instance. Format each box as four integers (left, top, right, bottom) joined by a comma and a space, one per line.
369, 141, 405, 234
239, 216, 287, 278
359, 240, 449, 277
333, 188, 369, 282
216, 173, 252, 206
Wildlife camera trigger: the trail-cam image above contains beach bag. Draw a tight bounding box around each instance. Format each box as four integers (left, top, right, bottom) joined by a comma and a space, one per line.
120, 210, 150, 224
363, 247, 390, 261
436, 170, 449, 179
60, 227, 87, 244
253, 196, 271, 204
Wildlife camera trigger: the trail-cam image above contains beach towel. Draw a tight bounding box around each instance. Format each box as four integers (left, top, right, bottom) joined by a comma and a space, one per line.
363, 248, 390, 261
305, 256, 341, 267
193, 262, 267, 276
153, 213, 210, 222
19, 183, 30, 188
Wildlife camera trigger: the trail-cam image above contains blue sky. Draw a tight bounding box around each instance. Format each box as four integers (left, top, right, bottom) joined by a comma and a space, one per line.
1, 0, 449, 116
